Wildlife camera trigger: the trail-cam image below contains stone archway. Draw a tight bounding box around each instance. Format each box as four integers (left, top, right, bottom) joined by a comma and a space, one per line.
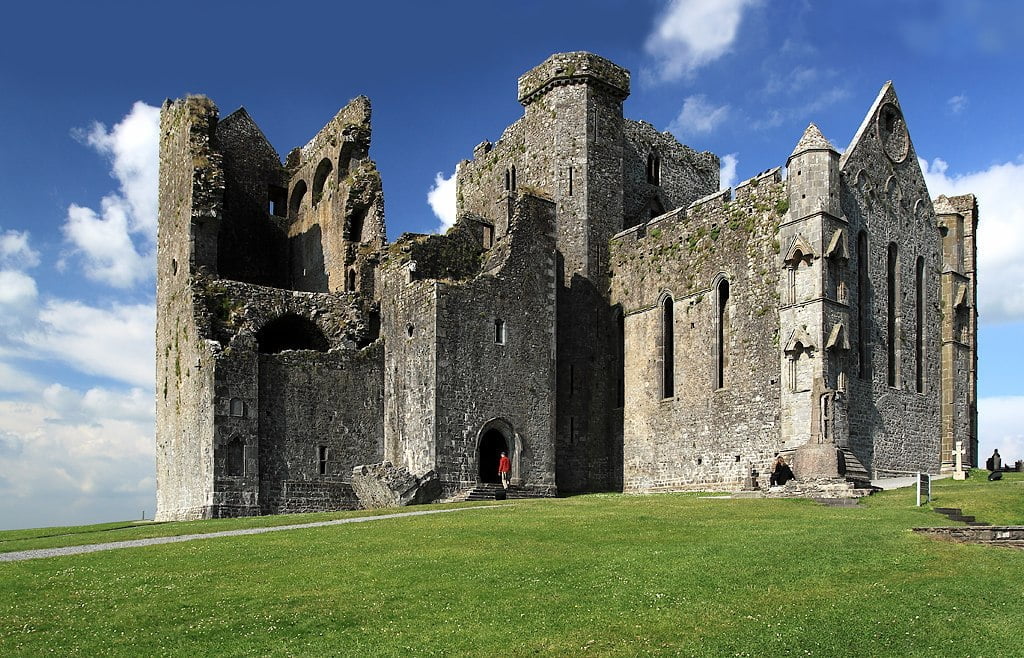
475, 418, 522, 485
478, 429, 508, 484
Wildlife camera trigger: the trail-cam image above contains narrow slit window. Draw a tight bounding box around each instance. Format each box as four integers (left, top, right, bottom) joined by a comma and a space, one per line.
716, 279, 730, 389
318, 446, 329, 475
494, 318, 506, 345
887, 242, 899, 388
662, 296, 675, 398
915, 256, 925, 393
857, 231, 869, 379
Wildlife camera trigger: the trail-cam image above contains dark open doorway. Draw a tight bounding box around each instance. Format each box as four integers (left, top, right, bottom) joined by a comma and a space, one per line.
478, 429, 509, 483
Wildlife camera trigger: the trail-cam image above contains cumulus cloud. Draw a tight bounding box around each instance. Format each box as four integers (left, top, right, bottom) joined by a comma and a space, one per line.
978, 396, 1024, 463
63, 101, 160, 288
920, 156, 1024, 323
428, 169, 457, 233
19, 300, 155, 388
0, 229, 40, 268
719, 153, 739, 190
644, 0, 760, 82
947, 94, 968, 114
0, 384, 154, 529
668, 95, 730, 139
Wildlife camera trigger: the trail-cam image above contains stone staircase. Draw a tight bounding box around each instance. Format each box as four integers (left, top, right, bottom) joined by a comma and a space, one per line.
461, 483, 535, 501
933, 506, 991, 527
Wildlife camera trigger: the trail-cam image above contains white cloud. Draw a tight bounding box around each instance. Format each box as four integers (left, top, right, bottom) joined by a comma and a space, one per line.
668, 95, 730, 139
428, 170, 457, 233
947, 94, 968, 114
0, 270, 38, 311
64, 101, 160, 288
21, 300, 155, 388
978, 396, 1024, 463
719, 153, 739, 190
644, 0, 760, 82
0, 229, 40, 268
920, 156, 1024, 323
0, 384, 154, 530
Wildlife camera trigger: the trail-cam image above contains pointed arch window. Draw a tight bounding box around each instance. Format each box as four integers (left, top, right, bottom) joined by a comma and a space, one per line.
915, 255, 925, 393
857, 231, 869, 379
887, 242, 900, 388
661, 295, 675, 398
646, 151, 661, 186
716, 278, 730, 389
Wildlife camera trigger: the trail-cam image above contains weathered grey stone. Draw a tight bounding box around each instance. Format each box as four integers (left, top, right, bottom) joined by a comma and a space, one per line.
350, 462, 442, 509
155, 52, 979, 521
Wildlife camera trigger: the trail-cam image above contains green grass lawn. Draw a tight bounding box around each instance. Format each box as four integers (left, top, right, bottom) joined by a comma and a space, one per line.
0, 477, 1021, 657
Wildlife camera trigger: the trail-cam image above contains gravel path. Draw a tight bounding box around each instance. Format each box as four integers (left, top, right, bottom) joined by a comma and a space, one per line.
0, 505, 506, 563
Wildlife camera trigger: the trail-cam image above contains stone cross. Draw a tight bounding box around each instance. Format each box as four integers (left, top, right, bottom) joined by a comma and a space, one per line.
952, 440, 967, 480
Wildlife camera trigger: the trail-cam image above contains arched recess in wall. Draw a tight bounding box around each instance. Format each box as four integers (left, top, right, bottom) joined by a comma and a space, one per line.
347, 206, 367, 243
646, 151, 661, 185
289, 180, 307, 218
659, 291, 675, 399
256, 314, 329, 353
475, 418, 522, 484
312, 158, 333, 205
915, 255, 925, 393
887, 242, 899, 388
612, 305, 625, 408
712, 274, 730, 389
224, 436, 245, 477
337, 142, 356, 180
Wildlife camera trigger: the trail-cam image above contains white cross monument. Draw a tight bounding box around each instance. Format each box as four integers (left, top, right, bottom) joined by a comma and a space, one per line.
952, 440, 968, 480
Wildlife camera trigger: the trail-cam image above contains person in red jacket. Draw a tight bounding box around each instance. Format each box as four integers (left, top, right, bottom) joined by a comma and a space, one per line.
498, 451, 511, 490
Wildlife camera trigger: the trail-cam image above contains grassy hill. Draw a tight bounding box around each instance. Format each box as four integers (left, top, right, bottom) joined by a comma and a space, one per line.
1, 472, 1021, 656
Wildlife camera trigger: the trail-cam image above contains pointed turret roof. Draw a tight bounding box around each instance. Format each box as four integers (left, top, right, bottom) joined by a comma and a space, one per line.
790, 123, 836, 157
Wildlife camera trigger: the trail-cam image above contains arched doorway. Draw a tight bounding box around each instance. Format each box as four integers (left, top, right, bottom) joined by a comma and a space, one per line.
478, 429, 509, 483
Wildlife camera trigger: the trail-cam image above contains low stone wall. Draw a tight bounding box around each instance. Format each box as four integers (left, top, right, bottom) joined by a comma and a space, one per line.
913, 526, 1024, 545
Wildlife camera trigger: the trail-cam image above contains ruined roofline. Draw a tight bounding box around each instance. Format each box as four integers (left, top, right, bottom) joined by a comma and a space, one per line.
517, 51, 630, 106
611, 168, 783, 241
291, 95, 373, 165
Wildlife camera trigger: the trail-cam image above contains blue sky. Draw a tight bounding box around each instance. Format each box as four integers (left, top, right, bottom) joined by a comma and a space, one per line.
1, 0, 1022, 530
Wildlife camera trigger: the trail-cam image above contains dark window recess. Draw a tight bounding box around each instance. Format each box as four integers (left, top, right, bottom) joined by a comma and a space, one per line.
616, 309, 625, 408
318, 446, 329, 475
482, 225, 494, 249
887, 242, 898, 387
229, 398, 245, 417
716, 279, 730, 389
312, 158, 333, 205
915, 256, 925, 393
268, 185, 287, 217
346, 268, 357, 292
226, 438, 244, 476
662, 296, 675, 398
494, 318, 506, 345
647, 152, 661, 185
256, 314, 329, 353
289, 180, 307, 218
857, 231, 869, 379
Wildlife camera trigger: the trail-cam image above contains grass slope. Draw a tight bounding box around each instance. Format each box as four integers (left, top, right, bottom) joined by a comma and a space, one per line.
0, 477, 1021, 656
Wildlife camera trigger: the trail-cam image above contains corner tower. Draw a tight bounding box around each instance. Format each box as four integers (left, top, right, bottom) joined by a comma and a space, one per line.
780, 124, 851, 475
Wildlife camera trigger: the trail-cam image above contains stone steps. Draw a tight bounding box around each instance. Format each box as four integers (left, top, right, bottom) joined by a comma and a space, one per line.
932, 506, 990, 526
838, 448, 871, 486
463, 484, 535, 501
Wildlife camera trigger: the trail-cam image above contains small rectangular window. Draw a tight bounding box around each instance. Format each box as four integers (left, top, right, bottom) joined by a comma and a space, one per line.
318, 446, 329, 475
494, 319, 506, 345
268, 185, 287, 217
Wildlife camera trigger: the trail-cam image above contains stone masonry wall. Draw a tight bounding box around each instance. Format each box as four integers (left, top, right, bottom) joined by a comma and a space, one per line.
609, 171, 785, 491
839, 84, 942, 476
432, 195, 558, 495
156, 97, 224, 521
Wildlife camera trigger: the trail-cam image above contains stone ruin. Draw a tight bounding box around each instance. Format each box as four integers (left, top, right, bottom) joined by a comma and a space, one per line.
154, 52, 979, 520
